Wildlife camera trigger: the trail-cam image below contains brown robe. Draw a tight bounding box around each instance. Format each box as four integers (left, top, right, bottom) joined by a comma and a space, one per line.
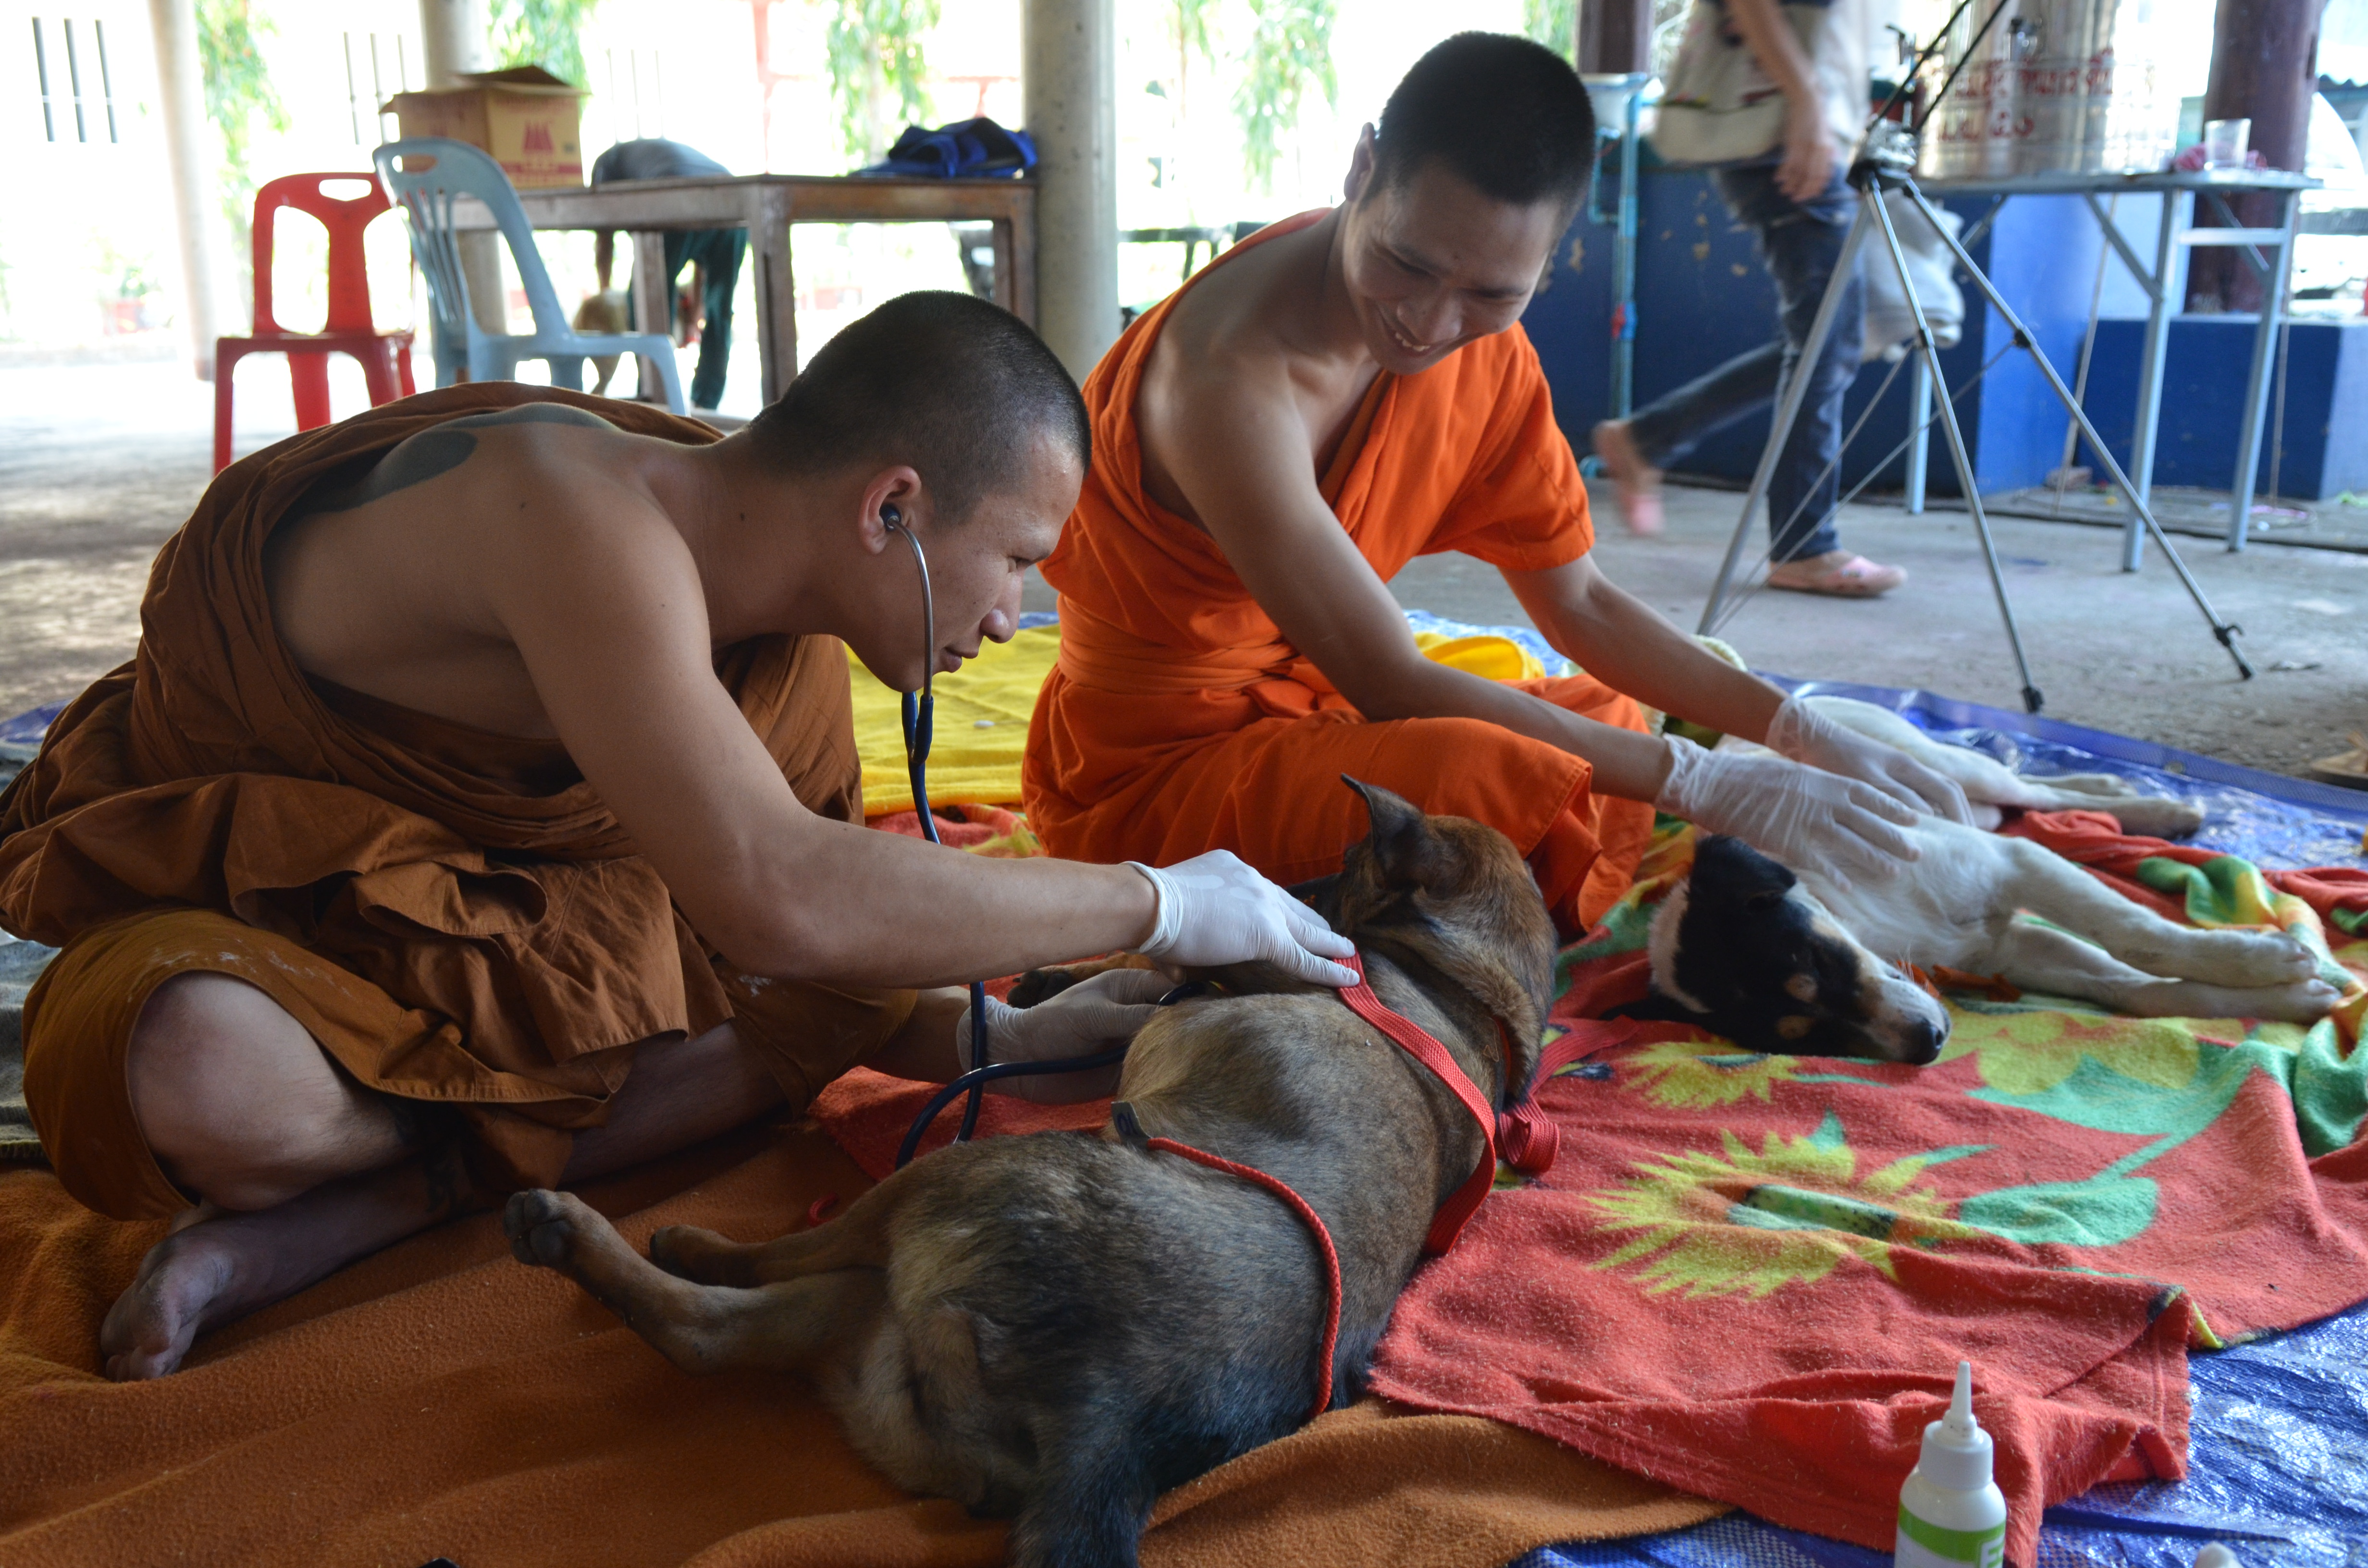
0, 385, 913, 1218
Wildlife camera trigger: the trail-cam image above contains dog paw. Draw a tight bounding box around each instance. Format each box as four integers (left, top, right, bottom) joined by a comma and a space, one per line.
2238, 978, 2344, 1024
2107, 797, 2208, 839
2175, 930, 2319, 988
503, 1188, 593, 1271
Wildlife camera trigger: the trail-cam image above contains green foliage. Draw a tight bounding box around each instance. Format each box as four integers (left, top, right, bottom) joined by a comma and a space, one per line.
492, 0, 603, 87
196, 0, 289, 226
1233, 0, 1334, 192
824, 0, 941, 163
1525, 0, 1579, 65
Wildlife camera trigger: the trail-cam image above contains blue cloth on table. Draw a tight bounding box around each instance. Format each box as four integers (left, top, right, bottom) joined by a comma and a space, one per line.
855, 117, 1036, 180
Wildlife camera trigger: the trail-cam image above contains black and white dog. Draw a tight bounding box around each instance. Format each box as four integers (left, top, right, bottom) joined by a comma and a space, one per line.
1645, 699, 2343, 1063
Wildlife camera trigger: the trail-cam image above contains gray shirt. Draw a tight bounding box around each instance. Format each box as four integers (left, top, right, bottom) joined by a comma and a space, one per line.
590, 139, 729, 184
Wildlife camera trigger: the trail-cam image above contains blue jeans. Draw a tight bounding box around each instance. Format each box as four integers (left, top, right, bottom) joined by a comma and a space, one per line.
629, 228, 747, 410
1626, 166, 1863, 563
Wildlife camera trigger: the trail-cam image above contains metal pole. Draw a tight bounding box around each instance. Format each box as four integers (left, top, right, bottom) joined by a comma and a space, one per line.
2225, 187, 2297, 550
146, 0, 230, 380
1612, 86, 1641, 417
1698, 205, 1873, 634
419, 0, 506, 337
1903, 353, 1930, 513
1899, 181, 2254, 681
1868, 182, 2043, 714
1024, 0, 1119, 379
2123, 191, 2179, 569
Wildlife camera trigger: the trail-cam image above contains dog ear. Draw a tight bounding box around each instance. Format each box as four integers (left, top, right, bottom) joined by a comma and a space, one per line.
1687, 833, 1795, 908
1341, 775, 1449, 889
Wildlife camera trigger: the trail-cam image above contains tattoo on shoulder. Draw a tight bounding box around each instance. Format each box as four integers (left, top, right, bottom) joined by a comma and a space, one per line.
299, 402, 617, 515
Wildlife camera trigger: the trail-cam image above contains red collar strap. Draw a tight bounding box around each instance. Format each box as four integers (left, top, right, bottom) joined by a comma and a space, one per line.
1337, 952, 1601, 1252
1113, 1102, 1341, 1422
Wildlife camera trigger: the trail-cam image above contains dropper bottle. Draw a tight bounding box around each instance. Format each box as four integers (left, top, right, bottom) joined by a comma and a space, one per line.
1894, 1361, 2007, 1568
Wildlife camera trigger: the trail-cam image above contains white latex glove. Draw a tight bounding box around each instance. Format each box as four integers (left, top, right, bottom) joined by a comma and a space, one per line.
1766, 693, 1975, 825
1127, 851, 1359, 987
1655, 734, 1921, 890
961, 968, 1175, 1103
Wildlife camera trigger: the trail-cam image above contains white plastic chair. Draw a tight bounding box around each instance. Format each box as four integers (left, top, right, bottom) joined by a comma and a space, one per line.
373, 137, 686, 412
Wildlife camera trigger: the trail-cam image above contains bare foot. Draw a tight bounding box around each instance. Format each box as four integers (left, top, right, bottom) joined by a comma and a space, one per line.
100, 1156, 463, 1380
1590, 419, 1665, 537
100, 1220, 252, 1380
1765, 551, 1906, 598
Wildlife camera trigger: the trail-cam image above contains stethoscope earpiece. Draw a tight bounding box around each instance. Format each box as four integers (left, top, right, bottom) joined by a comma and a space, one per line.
881, 502, 903, 527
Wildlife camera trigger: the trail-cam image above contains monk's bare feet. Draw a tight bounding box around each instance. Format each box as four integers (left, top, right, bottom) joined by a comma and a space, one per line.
1590, 419, 1664, 537
100, 1218, 255, 1380
99, 1156, 463, 1379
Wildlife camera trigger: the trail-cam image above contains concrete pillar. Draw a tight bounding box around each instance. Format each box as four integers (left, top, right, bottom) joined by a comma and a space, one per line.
147, 0, 230, 380
1579, 0, 1653, 74
1024, 0, 1119, 379
2185, 0, 2329, 312
419, 0, 508, 335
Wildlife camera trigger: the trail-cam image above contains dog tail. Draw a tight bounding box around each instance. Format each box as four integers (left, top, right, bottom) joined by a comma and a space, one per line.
1006, 1399, 1160, 1568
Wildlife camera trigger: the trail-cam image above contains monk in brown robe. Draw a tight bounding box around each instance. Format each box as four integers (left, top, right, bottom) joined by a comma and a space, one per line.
0, 292, 1355, 1379
1024, 33, 1973, 935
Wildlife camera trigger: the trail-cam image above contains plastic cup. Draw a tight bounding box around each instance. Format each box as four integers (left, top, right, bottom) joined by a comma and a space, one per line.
2203, 118, 2250, 170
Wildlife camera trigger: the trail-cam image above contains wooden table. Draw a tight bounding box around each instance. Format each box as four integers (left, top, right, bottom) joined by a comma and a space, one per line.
450, 174, 1036, 406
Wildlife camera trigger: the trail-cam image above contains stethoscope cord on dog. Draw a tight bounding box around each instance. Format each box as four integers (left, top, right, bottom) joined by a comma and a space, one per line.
883, 509, 1152, 1170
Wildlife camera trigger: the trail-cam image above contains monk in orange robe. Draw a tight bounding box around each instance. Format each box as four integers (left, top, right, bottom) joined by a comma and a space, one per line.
0, 294, 1351, 1379
1025, 34, 1972, 933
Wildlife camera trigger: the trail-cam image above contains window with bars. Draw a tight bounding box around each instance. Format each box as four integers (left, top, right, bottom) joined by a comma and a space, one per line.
343, 31, 422, 145
31, 16, 120, 145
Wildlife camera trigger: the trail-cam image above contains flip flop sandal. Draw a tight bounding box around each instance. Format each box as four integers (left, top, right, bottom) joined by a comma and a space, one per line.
2306, 733, 2368, 791
1766, 553, 1907, 599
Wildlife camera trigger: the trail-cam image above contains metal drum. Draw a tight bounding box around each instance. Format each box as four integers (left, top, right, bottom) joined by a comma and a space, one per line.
1918, 0, 2183, 177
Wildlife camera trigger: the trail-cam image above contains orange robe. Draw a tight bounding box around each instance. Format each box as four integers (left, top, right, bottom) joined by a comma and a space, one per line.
1022, 211, 1655, 934
0, 385, 912, 1219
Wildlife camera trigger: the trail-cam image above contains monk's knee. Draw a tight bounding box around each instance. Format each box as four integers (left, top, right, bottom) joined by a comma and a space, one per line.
128, 972, 411, 1211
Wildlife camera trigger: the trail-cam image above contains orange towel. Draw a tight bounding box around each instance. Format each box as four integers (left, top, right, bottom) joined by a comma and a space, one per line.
0, 1129, 1723, 1566
0, 385, 913, 1212
1021, 211, 1654, 931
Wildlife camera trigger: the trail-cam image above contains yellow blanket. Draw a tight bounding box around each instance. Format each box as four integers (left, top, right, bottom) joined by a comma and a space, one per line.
848, 626, 1547, 817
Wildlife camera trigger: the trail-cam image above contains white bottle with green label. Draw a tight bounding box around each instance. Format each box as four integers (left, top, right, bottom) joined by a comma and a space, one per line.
1895, 1361, 2008, 1568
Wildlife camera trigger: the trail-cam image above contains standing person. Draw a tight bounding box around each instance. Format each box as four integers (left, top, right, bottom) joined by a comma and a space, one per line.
1590, 0, 1906, 598
1020, 33, 1969, 943
591, 138, 746, 411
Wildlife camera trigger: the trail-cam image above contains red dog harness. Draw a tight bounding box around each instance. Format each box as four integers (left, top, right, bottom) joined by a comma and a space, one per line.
1120, 952, 1599, 1420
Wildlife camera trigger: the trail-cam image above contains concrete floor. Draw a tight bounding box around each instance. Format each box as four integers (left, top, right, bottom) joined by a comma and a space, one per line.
4, 359, 2363, 782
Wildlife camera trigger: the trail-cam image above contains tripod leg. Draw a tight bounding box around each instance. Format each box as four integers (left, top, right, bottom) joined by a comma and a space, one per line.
1898, 182, 2254, 682
1700, 202, 1874, 634
1867, 190, 2044, 714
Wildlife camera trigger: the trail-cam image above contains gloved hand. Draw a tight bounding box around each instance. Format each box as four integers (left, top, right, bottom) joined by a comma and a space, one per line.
1766, 693, 1975, 825
1654, 734, 1922, 890
1127, 850, 1359, 987
961, 968, 1175, 1103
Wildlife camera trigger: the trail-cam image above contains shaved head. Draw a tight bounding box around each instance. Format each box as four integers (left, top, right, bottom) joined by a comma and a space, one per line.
746, 291, 1089, 520
1370, 33, 1597, 213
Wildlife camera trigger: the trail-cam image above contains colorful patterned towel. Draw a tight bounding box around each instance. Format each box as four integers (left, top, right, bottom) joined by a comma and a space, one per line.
818, 816, 2368, 1565
1365, 819, 2368, 1564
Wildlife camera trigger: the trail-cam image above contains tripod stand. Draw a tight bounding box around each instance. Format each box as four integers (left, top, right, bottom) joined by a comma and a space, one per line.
1696, 138, 2256, 714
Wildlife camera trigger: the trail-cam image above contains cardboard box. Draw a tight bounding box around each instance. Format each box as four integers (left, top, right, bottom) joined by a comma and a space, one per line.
383, 66, 587, 190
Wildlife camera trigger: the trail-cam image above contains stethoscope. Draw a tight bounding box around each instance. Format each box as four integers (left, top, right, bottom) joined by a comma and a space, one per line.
880, 507, 1209, 1169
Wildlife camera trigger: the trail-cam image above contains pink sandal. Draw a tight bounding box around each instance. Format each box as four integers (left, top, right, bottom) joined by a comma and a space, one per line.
1765, 551, 1906, 598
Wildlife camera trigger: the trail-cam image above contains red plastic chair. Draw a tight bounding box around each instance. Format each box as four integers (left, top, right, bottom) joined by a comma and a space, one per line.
212, 173, 418, 472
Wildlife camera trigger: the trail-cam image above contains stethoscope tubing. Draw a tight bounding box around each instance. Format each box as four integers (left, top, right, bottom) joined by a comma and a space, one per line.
885, 515, 994, 1148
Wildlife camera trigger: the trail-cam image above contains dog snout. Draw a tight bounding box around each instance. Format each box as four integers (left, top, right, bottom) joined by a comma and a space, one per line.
1890, 1013, 1948, 1066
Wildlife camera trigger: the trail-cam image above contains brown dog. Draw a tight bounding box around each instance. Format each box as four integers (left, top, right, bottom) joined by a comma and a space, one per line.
502, 779, 1557, 1567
